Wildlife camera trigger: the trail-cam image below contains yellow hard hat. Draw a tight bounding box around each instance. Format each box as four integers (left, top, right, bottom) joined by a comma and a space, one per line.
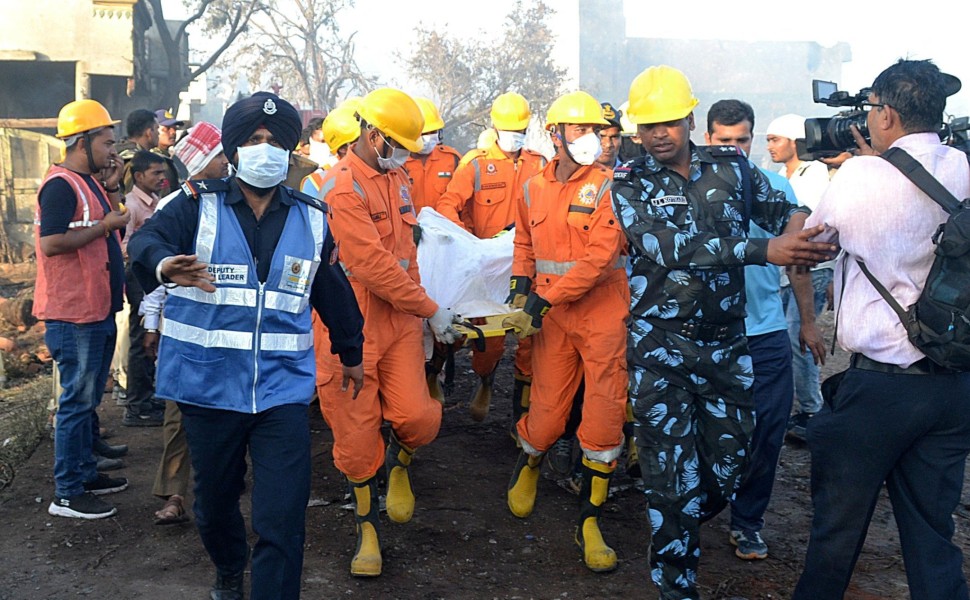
490, 92, 531, 131
545, 91, 610, 129
356, 88, 424, 153
618, 101, 637, 136
626, 65, 699, 125
339, 96, 363, 114
322, 107, 360, 152
56, 99, 120, 139
414, 97, 445, 133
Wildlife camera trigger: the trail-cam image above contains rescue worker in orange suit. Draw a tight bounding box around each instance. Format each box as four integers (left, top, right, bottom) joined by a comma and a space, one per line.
403, 97, 463, 402
502, 91, 630, 572
437, 92, 547, 422
301, 106, 360, 198
312, 88, 461, 578
405, 97, 461, 214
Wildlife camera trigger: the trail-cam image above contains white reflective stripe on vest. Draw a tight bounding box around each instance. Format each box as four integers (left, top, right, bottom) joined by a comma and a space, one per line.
536, 255, 626, 277
196, 193, 219, 263
260, 332, 313, 352
68, 219, 100, 228
264, 290, 305, 314
59, 173, 94, 228
168, 285, 257, 307
309, 205, 325, 257
162, 318, 254, 350
472, 159, 482, 193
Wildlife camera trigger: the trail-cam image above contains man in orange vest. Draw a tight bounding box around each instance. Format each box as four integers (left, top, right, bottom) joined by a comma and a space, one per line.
314, 88, 460, 577
503, 91, 629, 572
437, 92, 547, 422
35, 99, 131, 519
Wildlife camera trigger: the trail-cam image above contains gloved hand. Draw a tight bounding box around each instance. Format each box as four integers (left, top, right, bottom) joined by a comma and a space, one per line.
428, 306, 460, 344
504, 276, 533, 308
502, 292, 551, 340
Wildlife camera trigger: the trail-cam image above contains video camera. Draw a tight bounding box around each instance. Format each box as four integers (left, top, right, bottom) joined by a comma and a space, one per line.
946, 116, 970, 156
800, 80, 872, 160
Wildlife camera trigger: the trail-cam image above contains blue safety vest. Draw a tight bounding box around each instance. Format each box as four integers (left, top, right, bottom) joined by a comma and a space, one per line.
156, 190, 326, 413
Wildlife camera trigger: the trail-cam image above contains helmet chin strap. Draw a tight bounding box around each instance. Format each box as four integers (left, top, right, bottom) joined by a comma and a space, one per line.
83, 132, 99, 174
558, 124, 580, 166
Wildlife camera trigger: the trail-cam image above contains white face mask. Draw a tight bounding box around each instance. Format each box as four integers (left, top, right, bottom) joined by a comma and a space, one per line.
308, 138, 334, 167
418, 133, 439, 155
567, 132, 602, 166
235, 143, 289, 188
496, 130, 526, 153
374, 132, 410, 170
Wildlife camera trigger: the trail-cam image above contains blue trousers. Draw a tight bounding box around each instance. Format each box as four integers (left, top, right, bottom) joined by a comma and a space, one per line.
46, 318, 116, 498
630, 325, 755, 600
793, 366, 970, 600
780, 268, 832, 415
730, 329, 793, 533
179, 402, 311, 600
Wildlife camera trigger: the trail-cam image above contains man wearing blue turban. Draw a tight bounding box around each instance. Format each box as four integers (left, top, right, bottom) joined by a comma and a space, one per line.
128, 92, 365, 600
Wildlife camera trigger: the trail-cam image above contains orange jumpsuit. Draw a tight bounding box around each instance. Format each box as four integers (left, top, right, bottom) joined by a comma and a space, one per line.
313, 151, 442, 480
513, 160, 629, 457
437, 142, 547, 377
403, 144, 462, 214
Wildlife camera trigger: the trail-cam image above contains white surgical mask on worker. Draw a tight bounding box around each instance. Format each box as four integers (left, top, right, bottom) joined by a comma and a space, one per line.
308, 138, 333, 167
419, 133, 438, 155
567, 132, 602, 166
235, 143, 289, 188
496, 130, 526, 153
375, 133, 410, 170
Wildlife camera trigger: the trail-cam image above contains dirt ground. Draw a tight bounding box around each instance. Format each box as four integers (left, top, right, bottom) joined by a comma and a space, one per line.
2, 304, 970, 600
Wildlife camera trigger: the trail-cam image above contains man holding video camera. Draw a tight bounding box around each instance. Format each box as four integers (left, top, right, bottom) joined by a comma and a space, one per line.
793, 59, 970, 600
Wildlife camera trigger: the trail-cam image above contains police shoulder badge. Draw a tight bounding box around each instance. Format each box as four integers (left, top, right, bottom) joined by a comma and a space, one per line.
263, 99, 277, 115
578, 182, 598, 206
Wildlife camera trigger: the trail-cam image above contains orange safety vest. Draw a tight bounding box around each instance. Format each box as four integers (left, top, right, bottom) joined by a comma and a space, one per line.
33, 165, 119, 323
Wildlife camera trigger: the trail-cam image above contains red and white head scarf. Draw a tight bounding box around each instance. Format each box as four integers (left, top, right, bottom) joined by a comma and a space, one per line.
173, 122, 223, 177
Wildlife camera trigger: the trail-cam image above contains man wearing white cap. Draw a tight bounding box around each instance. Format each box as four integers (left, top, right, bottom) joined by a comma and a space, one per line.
766, 113, 834, 440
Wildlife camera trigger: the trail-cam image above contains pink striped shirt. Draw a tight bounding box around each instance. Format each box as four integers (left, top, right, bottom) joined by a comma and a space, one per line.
806, 133, 970, 367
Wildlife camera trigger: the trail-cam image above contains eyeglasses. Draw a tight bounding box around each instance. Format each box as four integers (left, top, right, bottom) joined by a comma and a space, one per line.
861, 101, 888, 112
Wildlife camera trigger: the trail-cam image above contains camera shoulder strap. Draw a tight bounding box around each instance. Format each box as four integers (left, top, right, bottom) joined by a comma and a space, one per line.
880, 147, 960, 213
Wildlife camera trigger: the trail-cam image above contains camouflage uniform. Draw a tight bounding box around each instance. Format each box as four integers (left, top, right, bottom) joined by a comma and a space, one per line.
611, 144, 805, 599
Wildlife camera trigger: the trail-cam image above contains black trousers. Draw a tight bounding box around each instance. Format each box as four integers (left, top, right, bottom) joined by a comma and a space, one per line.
793, 365, 970, 600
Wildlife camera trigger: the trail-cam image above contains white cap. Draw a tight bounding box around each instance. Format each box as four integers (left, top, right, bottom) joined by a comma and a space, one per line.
766, 114, 806, 141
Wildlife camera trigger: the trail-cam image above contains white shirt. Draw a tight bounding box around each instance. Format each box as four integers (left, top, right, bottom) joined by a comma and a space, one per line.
806, 133, 970, 367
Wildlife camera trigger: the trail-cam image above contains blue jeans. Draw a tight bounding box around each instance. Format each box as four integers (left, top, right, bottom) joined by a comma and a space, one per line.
46, 318, 116, 498
793, 367, 970, 600
731, 329, 793, 533
179, 402, 311, 600
780, 268, 833, 415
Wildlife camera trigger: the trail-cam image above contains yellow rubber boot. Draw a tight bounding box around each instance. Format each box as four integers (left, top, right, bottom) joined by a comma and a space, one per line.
576, 457, 617, 572
507, 451, 543, 518
348, 476, 382, 577
385, 432, 415, 524
469, 371, 495, 422
509, 373, 532, 447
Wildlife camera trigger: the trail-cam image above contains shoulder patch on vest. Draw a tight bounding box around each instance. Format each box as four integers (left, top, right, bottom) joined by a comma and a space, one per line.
705, 144, 744, 158
287, 187, 329, 213
180, 179, 229, 199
